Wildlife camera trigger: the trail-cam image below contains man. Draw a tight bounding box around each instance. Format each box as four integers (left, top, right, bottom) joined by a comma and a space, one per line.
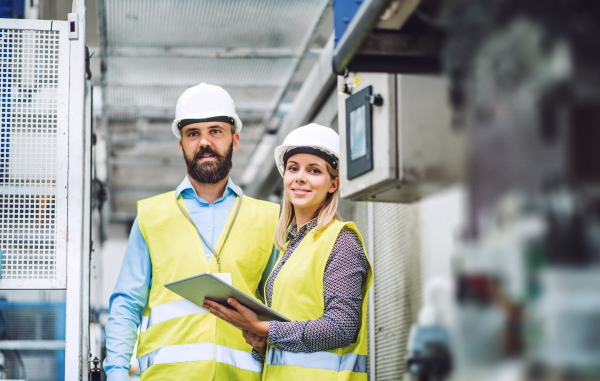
104, 83, 280, 381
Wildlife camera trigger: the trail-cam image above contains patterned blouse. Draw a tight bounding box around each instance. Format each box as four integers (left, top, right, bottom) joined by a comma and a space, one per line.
252, 218, 370, 363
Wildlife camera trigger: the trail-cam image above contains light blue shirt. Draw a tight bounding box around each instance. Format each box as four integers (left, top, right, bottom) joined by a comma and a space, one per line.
103, 176, 276, 380
177, 176, 241, 261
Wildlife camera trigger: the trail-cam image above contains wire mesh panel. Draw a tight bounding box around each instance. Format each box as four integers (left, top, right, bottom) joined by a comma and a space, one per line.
337, 200, 375, 376
372, 203, 422, 380
105, 0, 329, 53
0, 21, 70, 289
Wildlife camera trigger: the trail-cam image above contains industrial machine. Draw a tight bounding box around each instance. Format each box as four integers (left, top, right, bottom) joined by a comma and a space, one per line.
0, 1, 94, 378
335, 0, 600, 380
0, 299, 66, 380
337, 72, 464, 202
335, 0, 465, 203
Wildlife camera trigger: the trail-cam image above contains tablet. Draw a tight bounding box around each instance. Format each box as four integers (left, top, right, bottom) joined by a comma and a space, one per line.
164, 272, 290, 322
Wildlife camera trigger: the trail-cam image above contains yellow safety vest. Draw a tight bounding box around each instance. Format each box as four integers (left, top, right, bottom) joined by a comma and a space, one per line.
263, 220, 373, 381
136, 191, 279, 381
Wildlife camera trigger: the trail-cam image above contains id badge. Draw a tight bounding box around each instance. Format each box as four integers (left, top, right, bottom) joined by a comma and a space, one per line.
213, 272, 232, 286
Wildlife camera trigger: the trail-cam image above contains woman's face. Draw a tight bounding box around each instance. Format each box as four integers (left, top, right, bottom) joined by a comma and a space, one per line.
283, 153, 339, 215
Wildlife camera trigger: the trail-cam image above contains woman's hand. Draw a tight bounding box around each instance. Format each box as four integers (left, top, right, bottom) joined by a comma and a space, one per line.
243, 329, 267, 356
202, 298, 270, 336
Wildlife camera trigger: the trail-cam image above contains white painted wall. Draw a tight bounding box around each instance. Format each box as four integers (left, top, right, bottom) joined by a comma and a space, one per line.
418, 185, 467, 313
99, 222, 131, 309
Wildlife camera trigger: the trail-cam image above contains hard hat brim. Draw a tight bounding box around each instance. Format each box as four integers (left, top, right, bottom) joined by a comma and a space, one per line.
274, 144, 339, 177
172, 114, 242, 139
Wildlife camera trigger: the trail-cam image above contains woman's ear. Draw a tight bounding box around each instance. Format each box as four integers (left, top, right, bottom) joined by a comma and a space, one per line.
329, 177, 340, 193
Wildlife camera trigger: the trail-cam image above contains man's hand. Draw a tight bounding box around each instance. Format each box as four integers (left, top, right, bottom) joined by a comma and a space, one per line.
243, 329, 267, 356
202, 298, 270, 336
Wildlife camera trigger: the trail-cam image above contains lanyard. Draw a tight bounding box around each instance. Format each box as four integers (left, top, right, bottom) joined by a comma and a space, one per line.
176, 193, 243, 272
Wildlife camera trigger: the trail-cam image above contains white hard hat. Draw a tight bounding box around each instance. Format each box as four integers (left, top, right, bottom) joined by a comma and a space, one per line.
274, 123, 340, 176
172, 83, 243, 139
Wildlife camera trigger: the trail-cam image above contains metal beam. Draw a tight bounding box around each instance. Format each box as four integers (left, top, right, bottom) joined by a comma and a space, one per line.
332, 0, 422, 74
103, 84, 281, 93
108, 47, 300, 59
88, 47, 324, 59
97, 0, 113, 206
332, 0, 391, 74
65, 0, 89, 379
111, 187, 174, 195
109, 134, 260, 144
358, 31, 440, 57
109, 158, 186, 167
0, 340, 66, 350
240, 0, 332, 185
244, 35, 337, 198
105, 104, 274, 115
367, 202, 376, 381
109, 135, 176, 143
96, 0, 112, 248
341, 31, 442, 74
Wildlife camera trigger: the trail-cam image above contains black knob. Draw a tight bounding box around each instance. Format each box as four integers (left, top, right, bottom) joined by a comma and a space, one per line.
341, 83, 352, 95
366, 94, 383, 106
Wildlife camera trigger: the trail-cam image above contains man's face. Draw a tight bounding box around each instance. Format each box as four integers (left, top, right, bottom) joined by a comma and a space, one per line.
179, 121, 239, 184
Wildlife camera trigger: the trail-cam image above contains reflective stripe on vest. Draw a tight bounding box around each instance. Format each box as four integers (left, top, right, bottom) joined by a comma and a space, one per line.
267, 348, 367, 373
138, 343, 263, 374
140, 299, 207, 333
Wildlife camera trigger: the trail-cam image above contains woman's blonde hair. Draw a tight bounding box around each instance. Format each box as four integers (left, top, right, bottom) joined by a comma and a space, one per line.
274, 161, 342, 251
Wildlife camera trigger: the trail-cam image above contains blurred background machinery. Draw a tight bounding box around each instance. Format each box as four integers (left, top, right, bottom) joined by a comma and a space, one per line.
332, 0, 600, 380
446, 1, 600, 379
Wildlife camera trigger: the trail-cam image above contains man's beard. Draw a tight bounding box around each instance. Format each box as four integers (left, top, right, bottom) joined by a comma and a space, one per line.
183, 142, 233, 184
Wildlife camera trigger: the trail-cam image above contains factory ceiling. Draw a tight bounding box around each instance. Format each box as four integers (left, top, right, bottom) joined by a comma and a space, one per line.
96, 0, 333, 220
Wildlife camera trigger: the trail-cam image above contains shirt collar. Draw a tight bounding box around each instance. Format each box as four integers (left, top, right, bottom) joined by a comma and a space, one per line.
286, 218, 318, 241
176, 175, 242, 202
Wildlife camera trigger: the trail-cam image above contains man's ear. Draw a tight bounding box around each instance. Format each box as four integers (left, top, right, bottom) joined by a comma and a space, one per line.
179, 139, 184, 154
232, 132, 240, 154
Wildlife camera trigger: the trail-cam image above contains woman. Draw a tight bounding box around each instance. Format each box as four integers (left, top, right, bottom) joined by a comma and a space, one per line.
203, 123, 373, 380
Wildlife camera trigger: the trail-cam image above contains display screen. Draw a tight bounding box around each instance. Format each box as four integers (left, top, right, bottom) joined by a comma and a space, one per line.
349, 105, 367, 161
345, 85, 373, 179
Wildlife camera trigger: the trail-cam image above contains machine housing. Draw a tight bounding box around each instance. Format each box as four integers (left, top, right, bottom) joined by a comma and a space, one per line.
338, 72, 465, 203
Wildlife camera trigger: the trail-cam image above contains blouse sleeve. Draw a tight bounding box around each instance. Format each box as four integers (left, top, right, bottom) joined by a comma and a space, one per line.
268, 227, 369, 353
251, 348, 265, 364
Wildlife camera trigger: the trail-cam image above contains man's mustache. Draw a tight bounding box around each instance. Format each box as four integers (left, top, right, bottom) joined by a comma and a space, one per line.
194, 147, 222, 161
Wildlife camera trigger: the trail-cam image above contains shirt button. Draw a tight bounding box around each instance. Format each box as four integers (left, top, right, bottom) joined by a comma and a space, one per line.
209, 203, 213, 206
208, 227, 211, 231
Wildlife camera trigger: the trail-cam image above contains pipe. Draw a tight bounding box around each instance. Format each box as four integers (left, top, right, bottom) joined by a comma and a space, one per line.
331, 0, 391, 74
367, 201, 376, 380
